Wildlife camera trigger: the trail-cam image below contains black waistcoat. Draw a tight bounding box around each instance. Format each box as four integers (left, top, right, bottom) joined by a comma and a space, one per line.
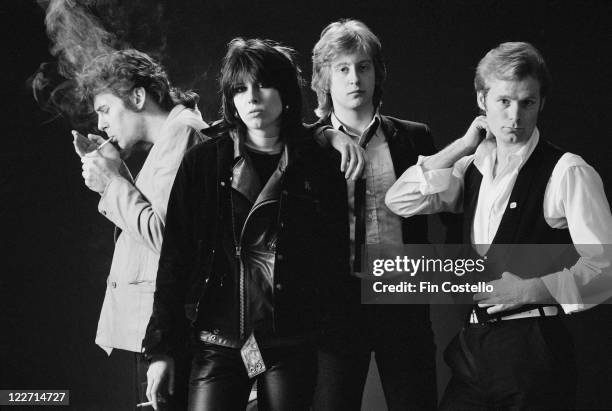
462, 138, 577, 320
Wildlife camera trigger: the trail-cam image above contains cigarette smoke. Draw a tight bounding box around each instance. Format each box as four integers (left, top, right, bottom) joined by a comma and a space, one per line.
31, 0, 166, 128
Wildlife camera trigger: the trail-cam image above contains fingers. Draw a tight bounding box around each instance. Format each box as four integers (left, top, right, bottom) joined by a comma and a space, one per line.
473, 288, 497, 304
81, 158, 102, 191
339, 146, 348, 173
487, 304, 516, 314
345, 148, 357, 180
84, 150, 102, 158
145, 375, 153, 403
87, 133, 106, 145
486, 304, 505, 314
474, 116, 490, 136
149, 377, 160, 411
341, 145, 366, 180
81, 161, 90, 179
72, 130, 91, 158
473, 292, 487, 302
476, 302, 495, 307
349, 147, 366, 181
81, 166, 96, 190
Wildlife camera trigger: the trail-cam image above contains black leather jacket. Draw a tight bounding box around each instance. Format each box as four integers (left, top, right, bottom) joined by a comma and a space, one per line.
142, 124, 350, 357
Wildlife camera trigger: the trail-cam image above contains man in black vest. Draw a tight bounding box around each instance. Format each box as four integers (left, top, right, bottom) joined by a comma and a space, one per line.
310, 19, 438, 410
386, 42, 612, 409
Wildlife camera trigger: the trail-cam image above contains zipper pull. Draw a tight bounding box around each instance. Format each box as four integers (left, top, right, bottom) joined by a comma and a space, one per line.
235, 245, 242, 258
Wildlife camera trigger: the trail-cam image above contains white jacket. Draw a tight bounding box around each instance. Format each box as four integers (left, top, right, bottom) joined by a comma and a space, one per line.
95, 105, 207, 354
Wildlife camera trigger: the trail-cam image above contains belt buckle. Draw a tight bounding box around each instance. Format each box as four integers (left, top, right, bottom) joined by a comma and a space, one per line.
469, 309, 501, 325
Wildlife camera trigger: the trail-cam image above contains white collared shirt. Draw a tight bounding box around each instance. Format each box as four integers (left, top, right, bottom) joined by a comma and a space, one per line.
471, 129, 539, 246
331, 112, 404, 268
385, 128, 612, 313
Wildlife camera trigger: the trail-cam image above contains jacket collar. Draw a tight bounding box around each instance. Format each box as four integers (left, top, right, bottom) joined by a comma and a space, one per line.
379, 115, 399, 142
230, 129, 288, 206
321, 111, 395, 143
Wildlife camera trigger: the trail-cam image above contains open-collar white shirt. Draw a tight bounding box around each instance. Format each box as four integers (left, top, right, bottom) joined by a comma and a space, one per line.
385, 128, 612, 313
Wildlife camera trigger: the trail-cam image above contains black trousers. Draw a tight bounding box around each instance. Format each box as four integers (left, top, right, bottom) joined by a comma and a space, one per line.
187, 342, 316, 411
313, 304, 437, 411
439, 317, 576, 411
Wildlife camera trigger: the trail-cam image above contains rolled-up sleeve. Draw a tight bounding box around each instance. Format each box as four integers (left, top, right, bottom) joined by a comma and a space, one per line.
385, 154, 473, 217
540, 154, 612, 313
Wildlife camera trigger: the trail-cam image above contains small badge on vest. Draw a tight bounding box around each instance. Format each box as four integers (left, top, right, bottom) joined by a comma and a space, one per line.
509, 202, 517, 209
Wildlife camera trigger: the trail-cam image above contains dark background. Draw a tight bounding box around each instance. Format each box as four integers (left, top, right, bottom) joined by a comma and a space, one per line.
3, 1, 612, 410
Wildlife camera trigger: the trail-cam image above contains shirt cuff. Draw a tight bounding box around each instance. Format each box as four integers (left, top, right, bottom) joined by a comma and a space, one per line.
414, 156, 454, 195
98, 176, 126, 218
541, 268, 585, 314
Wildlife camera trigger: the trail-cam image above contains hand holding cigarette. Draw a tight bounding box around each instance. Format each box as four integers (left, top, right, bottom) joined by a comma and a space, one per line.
146, 356, 175, 411
72, 130, 117, 159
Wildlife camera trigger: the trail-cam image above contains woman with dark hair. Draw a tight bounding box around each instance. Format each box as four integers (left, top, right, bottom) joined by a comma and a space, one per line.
142, 38, 350, 410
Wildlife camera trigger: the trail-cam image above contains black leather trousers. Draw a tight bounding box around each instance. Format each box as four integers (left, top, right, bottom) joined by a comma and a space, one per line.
188, 342, 316, 411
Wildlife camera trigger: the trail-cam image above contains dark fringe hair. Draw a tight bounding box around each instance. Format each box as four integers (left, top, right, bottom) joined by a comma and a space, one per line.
219, 38, 304, 140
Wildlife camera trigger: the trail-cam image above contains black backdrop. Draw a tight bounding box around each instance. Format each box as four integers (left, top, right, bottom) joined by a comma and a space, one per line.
3, 1, 612, 410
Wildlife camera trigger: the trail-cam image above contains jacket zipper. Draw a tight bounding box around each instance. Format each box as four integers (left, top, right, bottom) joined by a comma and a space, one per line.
236, 199, 276, 340
236, 245, 245, 339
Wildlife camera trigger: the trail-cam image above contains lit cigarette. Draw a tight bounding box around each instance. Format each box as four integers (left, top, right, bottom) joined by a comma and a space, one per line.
136, 401, 153, 407
96, 138, 113, 151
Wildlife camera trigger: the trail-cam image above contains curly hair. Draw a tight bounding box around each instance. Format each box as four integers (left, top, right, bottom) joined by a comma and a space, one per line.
311, 19, 386, 119
219, 38, 304, 138
78, 49, 198, 111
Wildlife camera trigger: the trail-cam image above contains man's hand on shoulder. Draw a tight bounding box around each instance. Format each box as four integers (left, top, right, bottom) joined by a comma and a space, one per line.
419, 116, 488, 172
461, 115, 489, 152
323, 128, 366, 180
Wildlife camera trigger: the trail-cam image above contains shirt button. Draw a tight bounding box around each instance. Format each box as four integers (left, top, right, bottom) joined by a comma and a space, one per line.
111, 281, 117, 288
220, 181, 226, 187
276, 283, 283, 291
